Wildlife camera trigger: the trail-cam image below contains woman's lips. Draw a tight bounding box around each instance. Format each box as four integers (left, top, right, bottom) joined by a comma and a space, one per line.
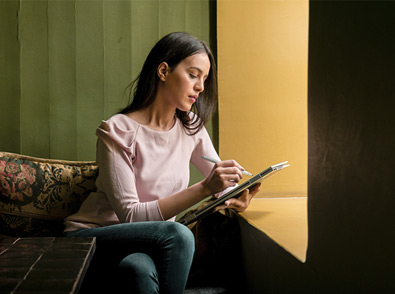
189, 95, 198, 103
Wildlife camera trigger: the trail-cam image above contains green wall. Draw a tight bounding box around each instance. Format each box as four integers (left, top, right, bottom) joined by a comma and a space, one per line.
0, 0, 216, 185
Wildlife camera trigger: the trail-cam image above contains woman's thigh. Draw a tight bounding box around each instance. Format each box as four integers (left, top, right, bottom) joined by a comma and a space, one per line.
65, 221, 193, 263
65, 221, 195, 294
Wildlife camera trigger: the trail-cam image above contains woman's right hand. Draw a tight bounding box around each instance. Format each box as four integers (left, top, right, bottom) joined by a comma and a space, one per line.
201, 160, 244, 195
159, 159, 245, 220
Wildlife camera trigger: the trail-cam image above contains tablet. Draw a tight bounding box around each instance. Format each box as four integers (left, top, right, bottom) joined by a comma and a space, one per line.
179, 161, 290, 226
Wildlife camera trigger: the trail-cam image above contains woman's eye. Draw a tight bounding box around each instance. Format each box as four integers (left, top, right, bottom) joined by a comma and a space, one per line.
189, 73, 197, 79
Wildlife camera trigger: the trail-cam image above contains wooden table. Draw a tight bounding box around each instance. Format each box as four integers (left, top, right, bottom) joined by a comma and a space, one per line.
0, 235, 96, 294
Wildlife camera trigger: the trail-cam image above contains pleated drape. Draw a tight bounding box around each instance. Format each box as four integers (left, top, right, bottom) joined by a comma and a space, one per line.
0, 0, 215, 166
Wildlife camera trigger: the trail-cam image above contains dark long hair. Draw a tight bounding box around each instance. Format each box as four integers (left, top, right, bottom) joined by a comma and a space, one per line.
119, 32, 217, 135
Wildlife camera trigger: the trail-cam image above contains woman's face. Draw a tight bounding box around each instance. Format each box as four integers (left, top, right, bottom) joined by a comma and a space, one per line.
159, 52, 211, 112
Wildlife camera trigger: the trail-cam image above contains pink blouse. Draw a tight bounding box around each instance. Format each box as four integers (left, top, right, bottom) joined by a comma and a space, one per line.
64, 114, 220, 231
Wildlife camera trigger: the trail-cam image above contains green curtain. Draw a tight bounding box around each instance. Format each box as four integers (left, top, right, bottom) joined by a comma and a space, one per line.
0, 0, 216, 160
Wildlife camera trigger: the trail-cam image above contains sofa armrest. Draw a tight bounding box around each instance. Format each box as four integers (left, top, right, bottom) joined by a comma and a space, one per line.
0, 152, 98, 237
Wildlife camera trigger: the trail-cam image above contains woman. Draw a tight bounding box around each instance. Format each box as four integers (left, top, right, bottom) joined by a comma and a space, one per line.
64, 32, 260, 294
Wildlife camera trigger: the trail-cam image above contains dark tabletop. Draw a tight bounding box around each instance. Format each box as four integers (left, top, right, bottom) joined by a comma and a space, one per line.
0, 235, 96, 294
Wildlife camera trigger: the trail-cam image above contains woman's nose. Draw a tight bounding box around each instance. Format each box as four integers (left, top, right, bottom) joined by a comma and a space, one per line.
195, 79, 204, 93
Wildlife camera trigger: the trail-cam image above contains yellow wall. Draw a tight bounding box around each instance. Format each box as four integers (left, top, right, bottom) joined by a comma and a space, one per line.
217, 0, 308, 197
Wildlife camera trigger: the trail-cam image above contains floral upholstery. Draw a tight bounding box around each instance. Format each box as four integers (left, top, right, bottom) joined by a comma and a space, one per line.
0, 152, 98, 237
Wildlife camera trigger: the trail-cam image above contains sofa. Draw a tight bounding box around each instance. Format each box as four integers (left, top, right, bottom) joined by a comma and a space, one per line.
0, 151, 98, 237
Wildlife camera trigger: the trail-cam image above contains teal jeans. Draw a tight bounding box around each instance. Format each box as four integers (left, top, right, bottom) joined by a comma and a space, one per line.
64, 221, 194, 294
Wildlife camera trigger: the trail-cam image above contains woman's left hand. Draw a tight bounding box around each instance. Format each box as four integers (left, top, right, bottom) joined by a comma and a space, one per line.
214, 183, 261, 212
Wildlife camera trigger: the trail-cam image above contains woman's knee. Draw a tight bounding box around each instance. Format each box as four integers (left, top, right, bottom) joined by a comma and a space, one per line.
142, 222, 195, 260
170, 222, 195, 246
119, 253, 157, 277
118, 253, 159, 293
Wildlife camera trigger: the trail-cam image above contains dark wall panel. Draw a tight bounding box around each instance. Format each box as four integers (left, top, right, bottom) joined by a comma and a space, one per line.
308, 1, 395, 292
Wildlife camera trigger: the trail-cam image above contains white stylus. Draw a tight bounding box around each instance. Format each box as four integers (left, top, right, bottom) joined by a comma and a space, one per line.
201, 155, 253, 176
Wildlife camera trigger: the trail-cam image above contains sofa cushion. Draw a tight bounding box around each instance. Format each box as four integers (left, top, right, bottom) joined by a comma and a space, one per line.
0, 152, 98, 237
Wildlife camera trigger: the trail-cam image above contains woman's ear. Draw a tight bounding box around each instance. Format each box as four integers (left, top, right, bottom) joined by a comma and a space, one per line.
157, 62, 169, 82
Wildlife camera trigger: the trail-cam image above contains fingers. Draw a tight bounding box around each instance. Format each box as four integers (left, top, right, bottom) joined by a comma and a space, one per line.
214, 189, 249, 212
212, 165, 243, 183
214, 183, 261, 212
249, 183, 261, 195
202, 159, 250, 195
215, 159, 246, 173
212, 160, 245, 184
